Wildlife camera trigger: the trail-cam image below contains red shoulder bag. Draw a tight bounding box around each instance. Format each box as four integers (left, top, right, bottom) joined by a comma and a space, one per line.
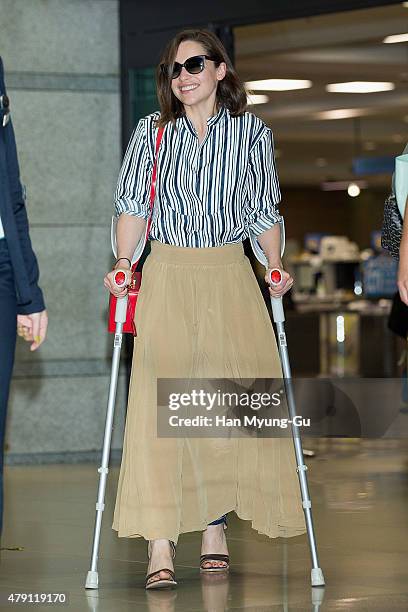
108, 126, 164, 336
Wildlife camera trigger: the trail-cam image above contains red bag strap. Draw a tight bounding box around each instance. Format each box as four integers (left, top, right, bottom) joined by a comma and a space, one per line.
131, 125, 164, 274
146, 126, 164, 241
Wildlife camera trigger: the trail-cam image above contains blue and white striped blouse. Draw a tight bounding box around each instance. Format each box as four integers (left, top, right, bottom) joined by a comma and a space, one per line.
114, 105, 282, 248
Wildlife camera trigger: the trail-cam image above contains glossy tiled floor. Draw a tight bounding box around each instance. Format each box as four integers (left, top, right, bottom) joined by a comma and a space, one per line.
1, 439, 408, 611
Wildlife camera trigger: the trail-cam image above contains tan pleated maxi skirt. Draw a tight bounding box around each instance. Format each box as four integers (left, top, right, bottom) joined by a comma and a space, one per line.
112, 240, 306, 543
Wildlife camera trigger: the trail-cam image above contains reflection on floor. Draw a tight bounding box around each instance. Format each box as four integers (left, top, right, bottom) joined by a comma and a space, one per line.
1, 439, 408, 611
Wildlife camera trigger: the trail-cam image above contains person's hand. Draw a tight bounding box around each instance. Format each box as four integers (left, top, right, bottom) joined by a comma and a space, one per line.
265, 265, 294, 298
104, 265, 132, 298
398, 257, 408, 305
17, 310, 48, 351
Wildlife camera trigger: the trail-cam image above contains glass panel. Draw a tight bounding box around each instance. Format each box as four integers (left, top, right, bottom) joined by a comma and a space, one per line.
129, 67, 159, 125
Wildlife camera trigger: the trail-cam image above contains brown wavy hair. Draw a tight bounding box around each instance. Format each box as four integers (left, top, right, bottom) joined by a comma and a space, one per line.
155, 29, 248, 129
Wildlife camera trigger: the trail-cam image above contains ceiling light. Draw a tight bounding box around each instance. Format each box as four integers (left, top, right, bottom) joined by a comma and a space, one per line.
246, 94, 269, 105
326, 81, 395, 93
245, 79, 312, 91
314, 108, 368, 120
348, 183, 361, 197
321, 180, 367, 191
383, 32, 408, 43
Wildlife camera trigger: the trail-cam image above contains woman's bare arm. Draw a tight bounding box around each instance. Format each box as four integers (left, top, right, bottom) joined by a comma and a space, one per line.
104, 214, 147, 297
256, 223, 282, 268
116, 214, 146, 263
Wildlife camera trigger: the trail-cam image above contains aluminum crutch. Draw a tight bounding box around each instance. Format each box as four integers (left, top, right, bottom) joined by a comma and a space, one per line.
250, 225, 325, 588
85, 269, 128, 590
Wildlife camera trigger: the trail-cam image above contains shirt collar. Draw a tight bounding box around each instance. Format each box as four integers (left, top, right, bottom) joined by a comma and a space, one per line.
179, 105, 228, 135
207, 105, 227, 127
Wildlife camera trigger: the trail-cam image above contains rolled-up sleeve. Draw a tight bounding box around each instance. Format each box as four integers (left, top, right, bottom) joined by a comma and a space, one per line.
114, 117, 152, 218
245, 127, 283, 236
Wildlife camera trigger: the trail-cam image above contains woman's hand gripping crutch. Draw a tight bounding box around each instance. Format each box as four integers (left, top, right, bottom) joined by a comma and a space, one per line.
266, 265, 325, 588
85, 267, 131, 590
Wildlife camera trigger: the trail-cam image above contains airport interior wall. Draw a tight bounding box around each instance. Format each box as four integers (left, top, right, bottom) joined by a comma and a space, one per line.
2, 0, 127, 464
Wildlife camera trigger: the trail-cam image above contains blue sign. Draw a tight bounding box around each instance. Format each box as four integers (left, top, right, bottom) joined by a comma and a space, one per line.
352, 156, 395, 176
304, 232, 329, 254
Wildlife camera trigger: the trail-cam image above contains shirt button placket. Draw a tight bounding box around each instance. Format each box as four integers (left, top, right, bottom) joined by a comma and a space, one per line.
193, 142, 200, 192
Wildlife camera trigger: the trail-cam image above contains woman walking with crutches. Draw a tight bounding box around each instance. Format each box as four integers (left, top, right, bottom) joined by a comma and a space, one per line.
104, 29, 306, 590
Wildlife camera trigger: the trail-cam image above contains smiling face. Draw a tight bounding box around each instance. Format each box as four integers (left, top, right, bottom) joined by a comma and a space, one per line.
170, 40, 226, 111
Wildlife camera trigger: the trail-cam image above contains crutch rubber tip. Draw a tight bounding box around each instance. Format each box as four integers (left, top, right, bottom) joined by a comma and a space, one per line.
312, 586, 325, 605
114, 270, 126, 287
311, 567, 325, 587
85, 570, 99, 589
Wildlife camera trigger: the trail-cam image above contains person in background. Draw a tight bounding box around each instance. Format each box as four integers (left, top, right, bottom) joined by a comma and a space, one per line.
394, 144, 408, 413
397, 144, 408, 305
397, 197, 408, 411
0, 58, 48, 539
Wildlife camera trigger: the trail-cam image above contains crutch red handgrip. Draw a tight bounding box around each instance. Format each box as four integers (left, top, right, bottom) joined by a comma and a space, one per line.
269, 268, 282, 285
113, 270, 127, 287
268, 268, 286, 324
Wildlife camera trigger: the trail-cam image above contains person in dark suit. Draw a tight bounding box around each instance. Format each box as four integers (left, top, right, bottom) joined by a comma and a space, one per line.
0, 57, 48, 537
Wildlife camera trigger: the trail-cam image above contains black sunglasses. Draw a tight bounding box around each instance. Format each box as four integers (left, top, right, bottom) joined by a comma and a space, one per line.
160, 55, 217, 80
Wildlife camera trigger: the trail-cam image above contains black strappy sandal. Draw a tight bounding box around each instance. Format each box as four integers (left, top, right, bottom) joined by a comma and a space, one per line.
200, 515, 229, 573
145, 540, 177, 589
